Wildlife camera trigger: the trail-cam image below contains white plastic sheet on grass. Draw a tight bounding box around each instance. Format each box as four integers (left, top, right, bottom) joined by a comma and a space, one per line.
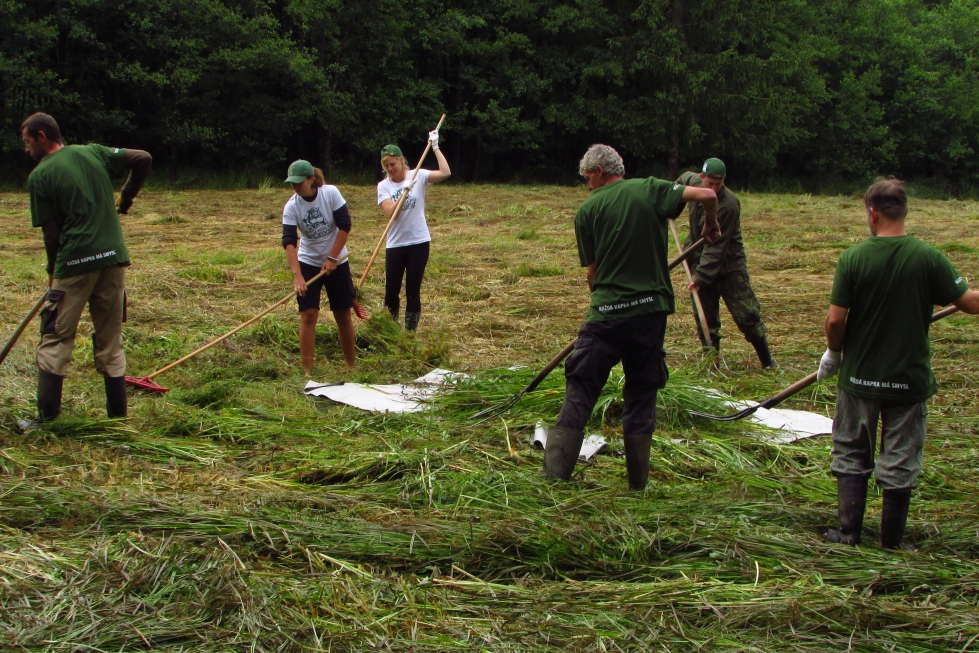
533, 421, 607, 460
303, 368, 466, 414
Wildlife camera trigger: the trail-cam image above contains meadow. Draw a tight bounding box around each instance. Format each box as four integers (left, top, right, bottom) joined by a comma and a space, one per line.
1, 183, 979, 651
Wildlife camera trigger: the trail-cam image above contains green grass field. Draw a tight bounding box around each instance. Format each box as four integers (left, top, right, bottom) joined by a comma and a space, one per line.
1, 185, 979, 651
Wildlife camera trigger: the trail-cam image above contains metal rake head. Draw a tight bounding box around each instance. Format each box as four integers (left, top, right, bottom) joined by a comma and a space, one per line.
125, 376, 169, 393
469, 393, 523, 425
687, 404, 760, 422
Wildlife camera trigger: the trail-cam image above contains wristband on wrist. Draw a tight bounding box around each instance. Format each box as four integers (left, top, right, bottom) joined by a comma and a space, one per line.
327, 255, 339, 263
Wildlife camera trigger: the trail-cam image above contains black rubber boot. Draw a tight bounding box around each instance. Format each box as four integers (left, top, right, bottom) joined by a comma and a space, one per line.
405, 311, 421, 332
749, 337, 776, 369
880, 488, 912, 549
543, 426, 584, 481
824, 474, 868, 545
623, 433, 652, 491
37, 368, 65, 421
104, 375, 128, 418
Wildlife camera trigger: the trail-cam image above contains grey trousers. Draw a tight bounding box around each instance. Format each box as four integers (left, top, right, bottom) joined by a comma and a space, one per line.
830, 388, 927, 490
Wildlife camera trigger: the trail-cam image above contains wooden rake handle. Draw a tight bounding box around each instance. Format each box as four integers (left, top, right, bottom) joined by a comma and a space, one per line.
0, 290, 48, 366
669, 219, 712, 348
759, 304, 963, 411
146, 269, 332, 380
358, 114, 447, 289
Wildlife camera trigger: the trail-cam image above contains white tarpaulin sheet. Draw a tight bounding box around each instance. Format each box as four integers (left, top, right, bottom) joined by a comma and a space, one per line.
727, 401, 833, 442
694, 387, 833, 441
532, 421, 607, 460
303, 368, 465, 413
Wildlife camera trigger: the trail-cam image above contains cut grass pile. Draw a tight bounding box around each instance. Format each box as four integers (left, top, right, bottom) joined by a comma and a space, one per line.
1, 186, 978, 651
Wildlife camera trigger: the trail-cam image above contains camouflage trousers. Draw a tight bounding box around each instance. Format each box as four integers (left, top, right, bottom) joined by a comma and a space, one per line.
691, 268, 767, 347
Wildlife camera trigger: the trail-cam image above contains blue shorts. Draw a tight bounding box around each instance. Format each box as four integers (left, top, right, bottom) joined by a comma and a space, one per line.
297, 261, 355, 313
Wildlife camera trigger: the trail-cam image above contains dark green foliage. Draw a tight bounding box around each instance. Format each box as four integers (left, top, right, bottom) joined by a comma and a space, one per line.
2, 0, 979, 187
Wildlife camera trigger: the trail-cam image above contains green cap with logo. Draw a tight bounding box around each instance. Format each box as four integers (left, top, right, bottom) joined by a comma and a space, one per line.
285, 160, 314, 184
702, 157, 726, 178
381, 144, 403, 158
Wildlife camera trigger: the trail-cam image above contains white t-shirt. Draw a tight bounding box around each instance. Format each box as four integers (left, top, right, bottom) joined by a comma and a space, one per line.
376, 168, 432, 248
282, 185, 349, 267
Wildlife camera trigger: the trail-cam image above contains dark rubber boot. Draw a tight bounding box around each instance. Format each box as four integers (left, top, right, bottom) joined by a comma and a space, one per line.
104, 375, 128, 418
543, 426, 584, 481
880, 489, 912, 549
749, 337, 776, 369
37, 369, 64, 421
405, 311, 421, 332
824, 474, 868, 545
623, 433, 652, 491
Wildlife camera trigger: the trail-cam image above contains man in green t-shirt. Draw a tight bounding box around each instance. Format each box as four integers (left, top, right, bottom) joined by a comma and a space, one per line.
20, 113, 152, 425
677, 159, 773, 368
544, 144, 721, 490
818, 178, 979, 548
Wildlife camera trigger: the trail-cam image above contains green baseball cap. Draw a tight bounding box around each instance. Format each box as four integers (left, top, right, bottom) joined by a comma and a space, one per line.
702, 157, 726, 178
381, 144, 403, 158
285, 159, 314, 184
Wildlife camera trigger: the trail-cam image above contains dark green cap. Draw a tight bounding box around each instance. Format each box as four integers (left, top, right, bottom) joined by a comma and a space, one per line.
285, 159, 314, 184
381, 144, 403, 158
702, 157, 726, 178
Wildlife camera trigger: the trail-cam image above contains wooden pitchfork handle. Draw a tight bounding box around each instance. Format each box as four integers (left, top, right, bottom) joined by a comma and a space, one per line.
762, 305, 962, 408
689, 304, 964, 421
358, 114, 447, 288
0, 290, 48, 366
144, 269, 333, 380
669, 218, 713, 348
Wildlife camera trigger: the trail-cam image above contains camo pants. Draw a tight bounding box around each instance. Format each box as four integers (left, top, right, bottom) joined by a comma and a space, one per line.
691, 269, 767, 347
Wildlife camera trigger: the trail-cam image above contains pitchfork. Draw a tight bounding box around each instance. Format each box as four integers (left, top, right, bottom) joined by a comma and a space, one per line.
470, 238, 707, 423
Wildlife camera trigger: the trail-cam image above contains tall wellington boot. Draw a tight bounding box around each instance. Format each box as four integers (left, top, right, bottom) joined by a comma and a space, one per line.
623, 433, 652, 491
879, 489, 912, 549
542, 426, 585, 481
37, 368, 65, 421
824, 474, 868, 545
405, 311, 421, 332
104, 375, 128, 418
749, 336, 776, 369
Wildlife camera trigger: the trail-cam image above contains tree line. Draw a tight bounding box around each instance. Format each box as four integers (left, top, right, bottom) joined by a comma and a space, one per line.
2, 0, 978, 190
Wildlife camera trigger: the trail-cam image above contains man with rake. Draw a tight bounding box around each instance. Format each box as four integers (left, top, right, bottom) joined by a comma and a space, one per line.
818, 178, 979, 548
544, 144, 721, 490
677, 158, 774, 368
20, 112, 151, 424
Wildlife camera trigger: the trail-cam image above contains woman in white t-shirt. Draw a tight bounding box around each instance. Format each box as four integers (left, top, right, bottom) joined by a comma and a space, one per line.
282, 160, 356, 375
376, 129, 451, 330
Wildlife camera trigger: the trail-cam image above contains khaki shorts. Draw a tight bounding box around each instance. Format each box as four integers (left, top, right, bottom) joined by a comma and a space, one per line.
830, 388, 927, 490
37, 266, 127, 377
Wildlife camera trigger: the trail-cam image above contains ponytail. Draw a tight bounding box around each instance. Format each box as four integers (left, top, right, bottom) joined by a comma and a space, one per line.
312, 167, 326, 188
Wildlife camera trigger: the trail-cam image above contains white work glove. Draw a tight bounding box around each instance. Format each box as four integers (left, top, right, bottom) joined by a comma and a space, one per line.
402, 177, 417, 193
428, 129, 439, 150
817, 349, 842, 381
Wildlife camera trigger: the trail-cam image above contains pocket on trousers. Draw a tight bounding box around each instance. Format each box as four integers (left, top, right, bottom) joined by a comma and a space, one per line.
656, 348, 670, 389
39, 289, 65, 335
122, 291, 128, 323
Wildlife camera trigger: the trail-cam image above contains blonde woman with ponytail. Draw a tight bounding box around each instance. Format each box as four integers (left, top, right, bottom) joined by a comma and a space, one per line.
282, 160, 356, 375
376, 129, 451, 331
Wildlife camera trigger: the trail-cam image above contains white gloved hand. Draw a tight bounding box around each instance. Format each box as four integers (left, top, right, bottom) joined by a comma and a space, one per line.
402, 177, 417, 192
429, 129, 439, 150
817, 349, 842, 381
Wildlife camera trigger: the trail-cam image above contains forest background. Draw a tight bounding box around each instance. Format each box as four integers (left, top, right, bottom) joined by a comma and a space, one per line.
2, 0, 978, 193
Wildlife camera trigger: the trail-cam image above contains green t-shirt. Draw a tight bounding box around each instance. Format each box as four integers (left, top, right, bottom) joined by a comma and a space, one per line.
575, 177, 687, 322
830, 235, 968, 401
28, 144, 131, 278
